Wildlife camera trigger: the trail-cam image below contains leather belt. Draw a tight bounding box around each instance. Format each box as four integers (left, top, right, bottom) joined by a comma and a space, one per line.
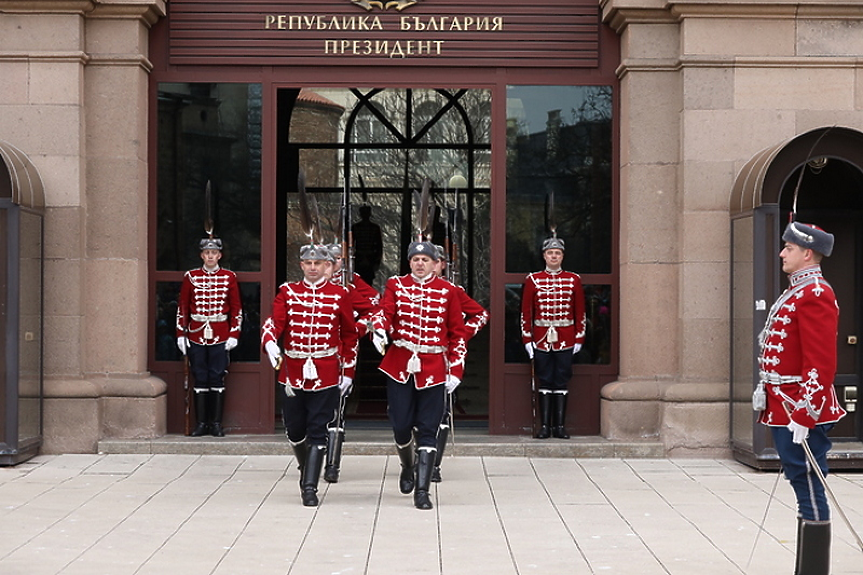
759, 371, 803, 384
284, 346, 338, 359
191, 313, 227, 322
535, 319, 573, 327
394, 340, 446, 354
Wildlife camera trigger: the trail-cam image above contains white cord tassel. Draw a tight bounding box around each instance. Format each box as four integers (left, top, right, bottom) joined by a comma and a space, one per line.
547, 326, 558, 343
303, 357, 318, 380
407, 353, 421, 374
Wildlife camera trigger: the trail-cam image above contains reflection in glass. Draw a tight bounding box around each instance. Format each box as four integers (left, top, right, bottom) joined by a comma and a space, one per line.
731, 216, 755, 449
505, 86, 612, 274
290, 87, 490, 189
155, 281, 261, 363
18, 211, 42, 443
283, 88, 491, 296
504, 282, 611, 365
280, 88, 492, 416
0, 210, 6, 444
156, 83, 262, 272
155, 281, 182, 362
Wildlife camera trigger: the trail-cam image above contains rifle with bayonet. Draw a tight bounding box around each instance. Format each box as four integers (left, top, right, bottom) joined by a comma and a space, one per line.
325, 173, 353, 484
446, 174, 466, 285
340, 177, 355, 287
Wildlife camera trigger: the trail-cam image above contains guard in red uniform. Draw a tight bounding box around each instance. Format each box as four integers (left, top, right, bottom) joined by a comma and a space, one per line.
262, 244, 358, 507
755, 221, 844, 573
520, 236, 586, 439
371, 240, 467, 509
430, 244, 488, 482
176, 237, 243, 437
322, 243, 382, 484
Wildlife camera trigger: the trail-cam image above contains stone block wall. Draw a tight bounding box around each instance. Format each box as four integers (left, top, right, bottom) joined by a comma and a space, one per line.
0, 0, 167, 454
601, 0, 863, 455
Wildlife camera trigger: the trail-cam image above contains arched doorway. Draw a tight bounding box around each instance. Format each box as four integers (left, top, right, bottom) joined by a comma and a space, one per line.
730, 126, 863, 469
0, 139, 45, 464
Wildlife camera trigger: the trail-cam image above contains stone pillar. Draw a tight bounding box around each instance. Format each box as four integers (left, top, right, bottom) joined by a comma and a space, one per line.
600, 1, 683, 446
0, 0, 166, 453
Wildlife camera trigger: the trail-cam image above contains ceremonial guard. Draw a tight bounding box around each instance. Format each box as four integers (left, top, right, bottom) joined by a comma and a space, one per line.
176, 236, 243, 437
755, 221, 845, 573
322, 243, 382, 484
520, 235, 586, 439
261, 243, 358, 507
371, 240, 467, 510
431, 244, 488, 482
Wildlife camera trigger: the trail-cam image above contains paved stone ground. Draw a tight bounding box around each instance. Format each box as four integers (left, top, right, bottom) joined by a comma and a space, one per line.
1, 454, 862, 574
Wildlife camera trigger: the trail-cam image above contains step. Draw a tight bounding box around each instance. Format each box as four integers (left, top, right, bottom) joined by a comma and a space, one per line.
98, 426, 665, 458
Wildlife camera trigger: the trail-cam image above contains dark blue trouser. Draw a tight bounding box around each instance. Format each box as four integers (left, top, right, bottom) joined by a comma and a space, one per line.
282, 386, 340, 446
187, 342, 228, 390
771, 424, 834, 521
387, 376, 445, 448
534, 349, 572, 392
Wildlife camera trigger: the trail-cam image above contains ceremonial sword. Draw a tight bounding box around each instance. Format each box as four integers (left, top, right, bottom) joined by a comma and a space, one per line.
783, 403, 863, 552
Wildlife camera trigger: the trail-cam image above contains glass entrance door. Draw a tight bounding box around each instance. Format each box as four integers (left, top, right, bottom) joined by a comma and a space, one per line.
273, 87, 492, 422
152, 82, 271, 434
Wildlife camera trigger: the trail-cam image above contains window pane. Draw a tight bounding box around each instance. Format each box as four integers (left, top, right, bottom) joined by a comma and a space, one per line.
284, 88, 491, 286
289, 88, 490, 189
155, 281, 182, 362
505, 86, 612, 274
157, 83, 262, 272
504, 282, 611, 365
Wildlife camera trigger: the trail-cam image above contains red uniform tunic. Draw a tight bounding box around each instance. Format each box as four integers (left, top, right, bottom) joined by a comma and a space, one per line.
520, 269, 586, 352
375, 274, 467, 388
176, 266, 242, 346
758, 265, 845, 428
261, 278, 358, 392
332, 270, 381, 337
444, 281, 488, 340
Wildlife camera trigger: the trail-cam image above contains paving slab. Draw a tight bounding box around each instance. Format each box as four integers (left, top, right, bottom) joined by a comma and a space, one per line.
1, 454, 863, 574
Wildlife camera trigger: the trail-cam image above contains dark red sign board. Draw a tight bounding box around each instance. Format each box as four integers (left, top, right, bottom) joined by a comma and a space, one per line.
167, 0, 600, 68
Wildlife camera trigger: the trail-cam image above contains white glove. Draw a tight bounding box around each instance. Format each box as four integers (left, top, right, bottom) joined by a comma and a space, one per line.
372, 329, 389, 354
225, 337, 238, 351
572, 344, 582, 355
177, 337, 188, 356
265, 341, 281, 369
445, 375, 460, 393
339, 376, 353, 396
524, 342, 534, 360
787, 420, 810, 445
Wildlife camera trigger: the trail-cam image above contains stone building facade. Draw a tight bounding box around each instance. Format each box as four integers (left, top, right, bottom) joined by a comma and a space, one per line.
1, 0, 861, 458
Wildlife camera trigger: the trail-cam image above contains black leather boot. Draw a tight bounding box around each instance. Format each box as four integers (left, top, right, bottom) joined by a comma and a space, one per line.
536, 392, 552, 439
190, 390, 210, 436
290, 438, 308, 475
301, 444, 326, 507
210, 389, 225, 437
552, 393, 570, 439
414, 448, 435, 510
432, 423, 449, 483
396, 441, 416, 494
795, 518, 830, 575
324, 425, 344, 483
